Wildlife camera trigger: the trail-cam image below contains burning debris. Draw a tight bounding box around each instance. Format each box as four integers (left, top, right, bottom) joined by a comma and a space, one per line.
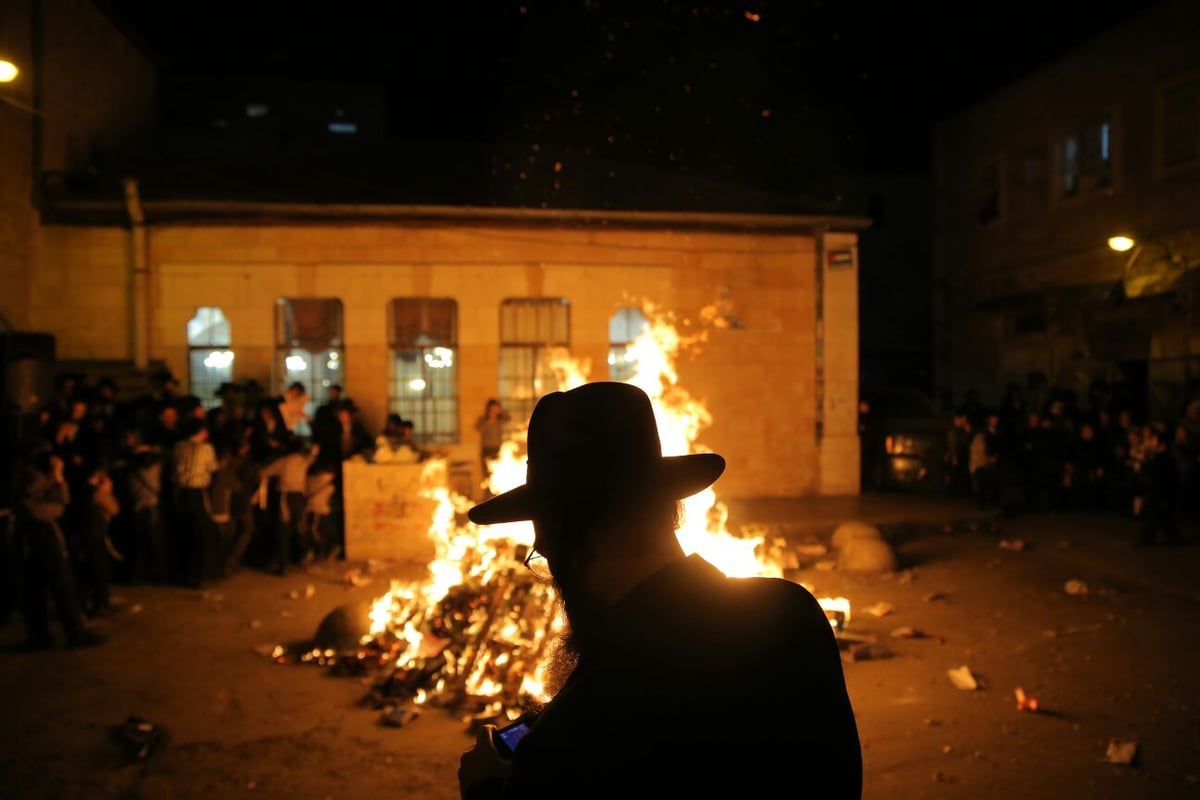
264, 526, 562, 724
1014, 686, 1039, 712
267, 480, 850, 728
262, 304, 854, 729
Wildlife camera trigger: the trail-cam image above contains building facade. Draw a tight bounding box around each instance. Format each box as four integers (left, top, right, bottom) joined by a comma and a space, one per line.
933, 0, 1200, 419
31, 202, 865, 499
1, 2, 868, 501
0, 0, 157, 333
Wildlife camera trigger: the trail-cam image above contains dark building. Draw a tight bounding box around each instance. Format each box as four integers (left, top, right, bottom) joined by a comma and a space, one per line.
933, 0, 1200, 420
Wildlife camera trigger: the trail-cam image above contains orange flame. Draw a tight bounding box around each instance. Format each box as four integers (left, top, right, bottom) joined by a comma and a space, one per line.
368, 300, 850, 708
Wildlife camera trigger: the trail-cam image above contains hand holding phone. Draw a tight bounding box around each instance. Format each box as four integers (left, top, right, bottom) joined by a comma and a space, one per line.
493, 717, 535, 758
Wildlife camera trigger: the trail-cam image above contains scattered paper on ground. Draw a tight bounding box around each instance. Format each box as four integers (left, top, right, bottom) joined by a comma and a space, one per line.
891, 626, 924, 638
345, 569, 374, 587
1105, 739, 1138, 766
865, 601, 895, 618
948, 665, 979, 690
844, 643, 891, 662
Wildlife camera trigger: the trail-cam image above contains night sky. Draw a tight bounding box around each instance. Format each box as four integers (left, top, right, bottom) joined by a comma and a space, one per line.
103, 0, 1159, 205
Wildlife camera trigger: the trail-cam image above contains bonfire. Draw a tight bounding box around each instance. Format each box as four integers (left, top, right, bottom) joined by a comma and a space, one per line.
274, 301, 850, 728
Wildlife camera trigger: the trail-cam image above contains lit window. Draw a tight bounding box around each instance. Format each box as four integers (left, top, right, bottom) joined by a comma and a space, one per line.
388, 298, 459, 444
328, 122, 358, 134
1056, 116, 1113, 196
275, 298, 344, 420
1056, 135, 1080, 197
1080, 119, 1112, 190
499, 298, 571, 428
608, 306, 649, 382
187, 307, 234, 408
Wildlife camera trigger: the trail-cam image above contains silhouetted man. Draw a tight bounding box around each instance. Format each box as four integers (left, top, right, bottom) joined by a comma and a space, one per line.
458, 382, 862, 799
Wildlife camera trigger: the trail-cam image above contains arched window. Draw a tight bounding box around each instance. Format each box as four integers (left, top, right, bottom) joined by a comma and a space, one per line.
275, 297, 344, 409
187, 307, 233, 407
389, 298, 459, 444
608, 306, 649, 382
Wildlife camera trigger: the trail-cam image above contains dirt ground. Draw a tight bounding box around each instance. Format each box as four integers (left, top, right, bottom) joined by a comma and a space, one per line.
2, 497, 1198, 800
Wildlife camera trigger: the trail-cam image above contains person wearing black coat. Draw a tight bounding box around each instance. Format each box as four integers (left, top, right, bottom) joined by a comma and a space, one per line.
1136, 424, 1181, 546
15, 446, 106, 649
458, 383, 861, 799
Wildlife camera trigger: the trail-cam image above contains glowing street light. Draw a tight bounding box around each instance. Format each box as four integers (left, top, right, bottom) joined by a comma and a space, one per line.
1107, 235, 1136, 252
0, 59, 17, 83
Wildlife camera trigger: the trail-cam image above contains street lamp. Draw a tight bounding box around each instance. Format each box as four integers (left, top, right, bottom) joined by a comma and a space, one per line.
1106, 229, 1199, 405
0, 38, 16, 83
1106, 230, 1195, 297
1107, 235, 1135, 253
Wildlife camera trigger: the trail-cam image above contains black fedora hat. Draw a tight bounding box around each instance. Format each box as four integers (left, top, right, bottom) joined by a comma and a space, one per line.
467, 381, 725, 526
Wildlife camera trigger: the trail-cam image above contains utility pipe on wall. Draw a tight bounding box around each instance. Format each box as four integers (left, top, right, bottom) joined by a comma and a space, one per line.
123, 177, 149, 369
813, 226, 825, 446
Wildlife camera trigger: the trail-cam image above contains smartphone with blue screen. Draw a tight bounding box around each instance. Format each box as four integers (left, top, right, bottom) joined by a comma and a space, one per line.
493, 717, 534, 758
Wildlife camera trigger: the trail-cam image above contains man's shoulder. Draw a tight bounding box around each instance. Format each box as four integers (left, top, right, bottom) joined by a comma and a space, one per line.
731, 572, 825, 611
671, 557, 827, 624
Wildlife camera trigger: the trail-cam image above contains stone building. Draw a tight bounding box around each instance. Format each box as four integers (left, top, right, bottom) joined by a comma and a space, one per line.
933, 0, 1200, 419
0, 0, 157, 333
1, 0, 869, 500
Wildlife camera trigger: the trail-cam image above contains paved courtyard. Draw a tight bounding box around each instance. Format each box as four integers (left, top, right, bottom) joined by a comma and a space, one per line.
2, 494, 1197, 799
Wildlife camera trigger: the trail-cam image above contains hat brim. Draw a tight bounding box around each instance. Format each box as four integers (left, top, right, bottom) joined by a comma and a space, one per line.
467, 452, 726, 526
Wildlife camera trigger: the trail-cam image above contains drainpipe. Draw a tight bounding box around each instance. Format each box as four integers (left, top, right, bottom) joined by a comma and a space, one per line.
123, 177, 149, 369
813, 227, 825, 446
30, 0, 43, 211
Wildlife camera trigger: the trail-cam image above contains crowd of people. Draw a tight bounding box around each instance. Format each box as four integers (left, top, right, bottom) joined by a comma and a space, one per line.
2, 370, 434, 650
946, 384, 1200, 545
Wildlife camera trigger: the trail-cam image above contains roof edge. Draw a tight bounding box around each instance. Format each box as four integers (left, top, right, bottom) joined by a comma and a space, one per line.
46, 199, 874, 233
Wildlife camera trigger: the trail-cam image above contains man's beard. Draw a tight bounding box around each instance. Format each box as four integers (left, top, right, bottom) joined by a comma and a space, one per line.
540, 630, 579, 698
540, 576, 604, 697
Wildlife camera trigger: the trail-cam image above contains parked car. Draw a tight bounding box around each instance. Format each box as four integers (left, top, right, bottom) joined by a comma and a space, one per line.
859, 387, 952, 492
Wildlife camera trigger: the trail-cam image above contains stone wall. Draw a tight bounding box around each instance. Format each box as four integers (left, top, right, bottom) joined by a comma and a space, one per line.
33, 214, 861, 499
0, 0, 156, 330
